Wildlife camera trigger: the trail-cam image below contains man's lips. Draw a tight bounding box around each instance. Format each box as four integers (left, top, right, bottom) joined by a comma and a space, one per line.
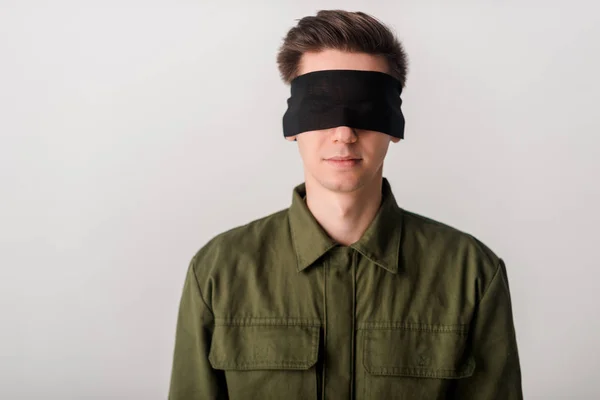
324, 156, 362, 168
325, 156, 362, 161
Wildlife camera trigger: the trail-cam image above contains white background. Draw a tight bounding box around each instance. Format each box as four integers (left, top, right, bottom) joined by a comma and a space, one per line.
1, 1, 599, 399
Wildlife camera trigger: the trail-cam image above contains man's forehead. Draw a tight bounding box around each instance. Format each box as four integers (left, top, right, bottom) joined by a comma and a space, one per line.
298, 49, 390, 75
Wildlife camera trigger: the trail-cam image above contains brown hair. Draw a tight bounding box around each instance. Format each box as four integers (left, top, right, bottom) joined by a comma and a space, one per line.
276, 10, 409, 88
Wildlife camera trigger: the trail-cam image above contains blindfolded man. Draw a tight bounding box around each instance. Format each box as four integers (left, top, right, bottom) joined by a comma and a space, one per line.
169, 9, 523, 400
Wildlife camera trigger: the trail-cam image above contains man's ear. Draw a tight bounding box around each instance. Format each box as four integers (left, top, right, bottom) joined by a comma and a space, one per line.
390, 136, 402, 143
285, 135, 297, 142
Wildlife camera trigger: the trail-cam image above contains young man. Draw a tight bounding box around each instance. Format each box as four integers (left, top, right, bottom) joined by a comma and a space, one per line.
168, 10, 523, 400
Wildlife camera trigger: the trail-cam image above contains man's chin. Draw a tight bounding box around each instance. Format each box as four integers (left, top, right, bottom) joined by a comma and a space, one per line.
319, 175, 365, 193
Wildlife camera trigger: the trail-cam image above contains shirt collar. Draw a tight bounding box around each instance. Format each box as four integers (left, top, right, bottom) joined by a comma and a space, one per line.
288, 177, 403, 274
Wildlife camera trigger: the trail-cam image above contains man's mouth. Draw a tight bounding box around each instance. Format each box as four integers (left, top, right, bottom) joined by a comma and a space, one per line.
324, 156, 362, 168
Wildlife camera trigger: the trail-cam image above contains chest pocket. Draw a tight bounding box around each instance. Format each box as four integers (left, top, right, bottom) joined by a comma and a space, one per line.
208, 322, 320, 400
362, 325, 475, 399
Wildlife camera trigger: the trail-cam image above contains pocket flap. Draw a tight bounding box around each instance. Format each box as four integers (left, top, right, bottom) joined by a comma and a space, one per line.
363, 325, 475, 379
208, 324, 320, 370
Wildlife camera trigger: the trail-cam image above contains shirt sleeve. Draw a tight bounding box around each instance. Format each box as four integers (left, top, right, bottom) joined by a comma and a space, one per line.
452, 258, 524, 399
168, 259, 227, 400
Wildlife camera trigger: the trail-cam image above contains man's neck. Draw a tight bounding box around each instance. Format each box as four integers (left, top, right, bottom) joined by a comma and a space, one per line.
304, 176, 383, 246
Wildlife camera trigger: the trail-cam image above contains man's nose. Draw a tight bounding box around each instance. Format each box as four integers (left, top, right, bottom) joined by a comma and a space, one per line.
331, 126, 358, 143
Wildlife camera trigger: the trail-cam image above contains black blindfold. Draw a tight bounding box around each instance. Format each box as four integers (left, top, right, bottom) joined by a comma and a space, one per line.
282, 69, 405, 139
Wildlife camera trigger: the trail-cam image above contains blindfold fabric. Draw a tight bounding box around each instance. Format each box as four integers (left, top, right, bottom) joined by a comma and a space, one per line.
282, 69, 405, 139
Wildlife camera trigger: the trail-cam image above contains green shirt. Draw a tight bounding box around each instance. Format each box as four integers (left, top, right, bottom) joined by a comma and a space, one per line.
168, 178, 523, 399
